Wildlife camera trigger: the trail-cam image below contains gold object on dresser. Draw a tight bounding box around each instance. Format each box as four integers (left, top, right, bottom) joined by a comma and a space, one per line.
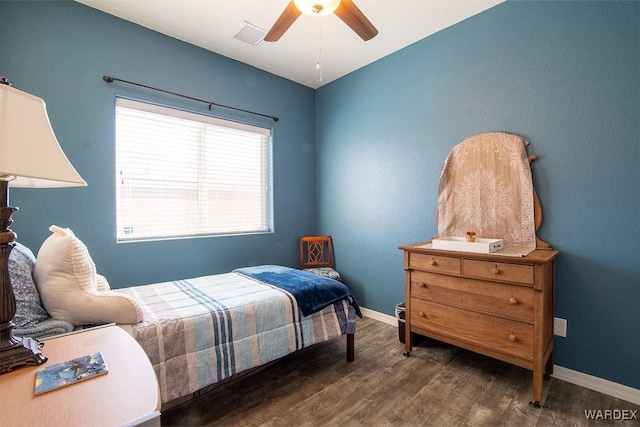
400, 242, 559, 407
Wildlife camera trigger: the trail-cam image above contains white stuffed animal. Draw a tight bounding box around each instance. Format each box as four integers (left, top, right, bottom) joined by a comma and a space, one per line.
34, 225, 143, 325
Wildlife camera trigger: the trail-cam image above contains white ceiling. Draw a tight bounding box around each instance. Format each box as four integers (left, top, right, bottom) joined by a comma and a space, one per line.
75, 0, 503, 89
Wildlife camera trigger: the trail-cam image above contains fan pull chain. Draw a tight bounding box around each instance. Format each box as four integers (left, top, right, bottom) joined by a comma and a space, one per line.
316, 17, 324, 82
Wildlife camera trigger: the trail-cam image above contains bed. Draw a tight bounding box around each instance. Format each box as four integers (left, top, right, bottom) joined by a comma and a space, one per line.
115, 266, 359, 405
11, 226, 360, 408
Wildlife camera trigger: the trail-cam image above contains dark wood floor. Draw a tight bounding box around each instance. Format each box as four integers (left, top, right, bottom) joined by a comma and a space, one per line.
161, 317, 639, 426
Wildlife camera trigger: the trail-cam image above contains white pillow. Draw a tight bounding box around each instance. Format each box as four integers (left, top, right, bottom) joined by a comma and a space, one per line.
34, 225, 143, 325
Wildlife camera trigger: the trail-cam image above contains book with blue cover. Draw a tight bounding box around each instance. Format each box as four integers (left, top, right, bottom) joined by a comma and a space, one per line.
34, 352, 108, 395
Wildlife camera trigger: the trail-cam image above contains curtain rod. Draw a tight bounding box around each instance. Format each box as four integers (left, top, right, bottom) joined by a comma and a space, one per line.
102, 76, 279, 122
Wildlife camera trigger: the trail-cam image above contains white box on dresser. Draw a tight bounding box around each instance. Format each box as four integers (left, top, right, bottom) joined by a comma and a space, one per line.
429, 237, 504, 253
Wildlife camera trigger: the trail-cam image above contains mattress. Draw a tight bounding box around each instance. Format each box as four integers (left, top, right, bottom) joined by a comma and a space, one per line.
116, 271, 356, 403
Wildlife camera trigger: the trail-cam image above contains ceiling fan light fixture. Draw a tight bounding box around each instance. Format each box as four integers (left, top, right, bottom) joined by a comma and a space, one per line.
294, 0, 341, 16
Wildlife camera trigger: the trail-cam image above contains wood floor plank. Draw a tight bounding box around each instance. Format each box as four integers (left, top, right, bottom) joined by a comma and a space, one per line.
161, 317, 640, 427
464, 362, 531, 426
538, 378, 640, 426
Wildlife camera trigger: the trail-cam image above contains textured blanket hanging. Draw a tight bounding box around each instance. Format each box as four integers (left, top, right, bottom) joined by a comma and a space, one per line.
436, 132, 536, 257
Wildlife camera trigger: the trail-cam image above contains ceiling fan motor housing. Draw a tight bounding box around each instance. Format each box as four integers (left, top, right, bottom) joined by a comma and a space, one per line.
264, 0, 377, 43
294, 0, 341, 16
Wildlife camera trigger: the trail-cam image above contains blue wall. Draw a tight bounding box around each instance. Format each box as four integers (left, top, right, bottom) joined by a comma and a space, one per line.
0, 0, 317, 286
316, 1, 640, 389
2, 0, 639, 391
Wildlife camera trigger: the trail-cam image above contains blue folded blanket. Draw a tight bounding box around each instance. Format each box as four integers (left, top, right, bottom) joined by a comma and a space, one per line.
13, 318, 75, 340
234, 265, 362, 318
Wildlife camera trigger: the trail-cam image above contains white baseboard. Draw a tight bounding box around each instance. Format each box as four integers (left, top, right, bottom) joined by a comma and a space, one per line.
552, 365, 640, 406
360, 307, 640, 406
360, 307, 396, 326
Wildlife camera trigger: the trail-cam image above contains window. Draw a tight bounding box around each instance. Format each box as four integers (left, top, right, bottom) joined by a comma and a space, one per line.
115, 98, 272, 242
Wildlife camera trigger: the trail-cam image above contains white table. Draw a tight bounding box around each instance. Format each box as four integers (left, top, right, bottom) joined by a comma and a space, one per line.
0, 325, 161, 426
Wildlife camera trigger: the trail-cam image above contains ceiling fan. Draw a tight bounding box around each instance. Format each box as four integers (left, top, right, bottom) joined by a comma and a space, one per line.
264, 0, 378, 42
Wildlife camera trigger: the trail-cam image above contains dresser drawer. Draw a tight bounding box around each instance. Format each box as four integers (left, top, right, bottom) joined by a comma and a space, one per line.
408, 253, 460, 274
462, 259, 534, 284
410, 299, 534, 361
409, 270, 534, 323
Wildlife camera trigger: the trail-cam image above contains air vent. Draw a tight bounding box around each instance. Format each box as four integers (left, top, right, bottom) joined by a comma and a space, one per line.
231, 21, 267, 47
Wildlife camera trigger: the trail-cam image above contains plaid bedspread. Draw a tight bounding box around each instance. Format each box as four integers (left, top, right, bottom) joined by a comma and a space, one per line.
116, 271, 356, 403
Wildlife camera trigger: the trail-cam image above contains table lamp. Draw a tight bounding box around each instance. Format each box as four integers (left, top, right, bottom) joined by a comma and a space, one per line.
0, 77, 86, 374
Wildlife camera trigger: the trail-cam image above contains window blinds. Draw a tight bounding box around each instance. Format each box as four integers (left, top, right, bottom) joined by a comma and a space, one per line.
115, 98, 272, 242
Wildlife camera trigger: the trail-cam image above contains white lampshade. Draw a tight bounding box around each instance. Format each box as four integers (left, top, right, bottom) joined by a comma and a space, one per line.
0, 82, 86, 188
294, 0, 341, 16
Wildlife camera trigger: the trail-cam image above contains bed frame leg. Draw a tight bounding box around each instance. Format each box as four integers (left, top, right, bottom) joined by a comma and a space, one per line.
346, 333, 355, 362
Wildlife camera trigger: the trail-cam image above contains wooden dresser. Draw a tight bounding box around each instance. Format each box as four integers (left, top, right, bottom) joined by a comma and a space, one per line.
399, 241, 559, 407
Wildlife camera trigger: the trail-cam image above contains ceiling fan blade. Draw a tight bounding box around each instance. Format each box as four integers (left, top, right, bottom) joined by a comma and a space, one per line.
264, 1, 302, 42
334, 0, 378, 41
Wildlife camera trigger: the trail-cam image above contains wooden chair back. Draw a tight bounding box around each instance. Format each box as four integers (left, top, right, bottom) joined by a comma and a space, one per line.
299, 236, 336, 270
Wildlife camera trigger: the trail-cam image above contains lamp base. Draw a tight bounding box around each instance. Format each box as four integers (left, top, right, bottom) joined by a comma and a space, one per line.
0, 185, 48, 374
0, 335, 47, 374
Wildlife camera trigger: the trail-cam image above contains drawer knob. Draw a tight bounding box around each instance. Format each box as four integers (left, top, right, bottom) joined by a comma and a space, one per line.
491, 266, 500, 274
418, 311, 426, 317
420, 283, 427, 288
430, 258, 437, 266
509, 297, 518, 305
508, 334, 517, 342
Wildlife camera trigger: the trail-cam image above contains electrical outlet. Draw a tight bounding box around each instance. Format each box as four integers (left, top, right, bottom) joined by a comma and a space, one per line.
554, 317, 567, 337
